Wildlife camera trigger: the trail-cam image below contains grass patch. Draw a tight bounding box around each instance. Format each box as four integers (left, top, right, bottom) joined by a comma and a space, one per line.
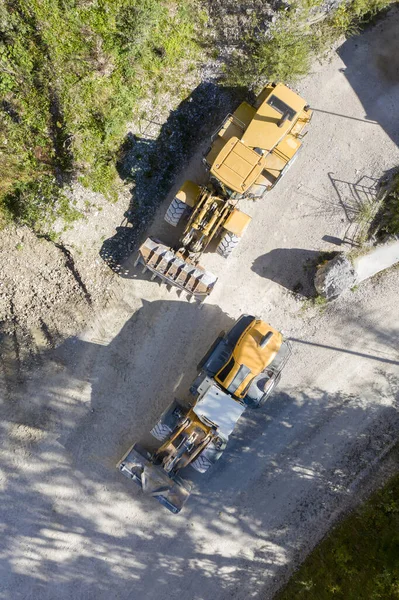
356, 199, 379, 228
378, 174, 399, 236
276, 468, 399, 600
0, 0, 201, 231
313, 294, 328, 306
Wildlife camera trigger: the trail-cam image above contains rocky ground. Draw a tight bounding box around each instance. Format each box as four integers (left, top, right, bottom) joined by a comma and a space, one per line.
1, 7, 399, 600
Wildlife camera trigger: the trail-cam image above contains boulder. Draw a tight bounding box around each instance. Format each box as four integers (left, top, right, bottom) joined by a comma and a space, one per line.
314, 253, 357, 300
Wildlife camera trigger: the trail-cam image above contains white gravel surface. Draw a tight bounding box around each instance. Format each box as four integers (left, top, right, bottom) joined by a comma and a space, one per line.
1, 10, 399, 600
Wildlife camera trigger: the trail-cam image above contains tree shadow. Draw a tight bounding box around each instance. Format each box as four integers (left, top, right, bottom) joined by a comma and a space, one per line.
99, 82, 248, 274
1, 298, 399, 599
337, 6, 399, 146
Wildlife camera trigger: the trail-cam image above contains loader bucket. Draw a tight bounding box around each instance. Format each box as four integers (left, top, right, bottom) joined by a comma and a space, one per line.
118, 443, 191, 514
136, 237, 218, 299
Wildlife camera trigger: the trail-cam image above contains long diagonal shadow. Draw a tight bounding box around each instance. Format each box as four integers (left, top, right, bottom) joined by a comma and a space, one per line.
310, 107, 379, 124
289, 337, 399, 365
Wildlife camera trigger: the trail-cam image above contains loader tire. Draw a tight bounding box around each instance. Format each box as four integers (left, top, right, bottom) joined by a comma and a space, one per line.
150, 422, 172, 442
190, 453, 213, 474
216, 232, 240, 258
250, 372, 281, 409
164, 198, 187, 227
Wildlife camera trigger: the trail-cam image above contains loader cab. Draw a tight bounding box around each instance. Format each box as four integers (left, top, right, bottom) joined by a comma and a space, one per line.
214, 318, 283, 399
193, 314, 285, 406
193, 382, 246, 440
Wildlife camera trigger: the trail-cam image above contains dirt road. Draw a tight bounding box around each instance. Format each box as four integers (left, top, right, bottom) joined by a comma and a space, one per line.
1, 11, 399, 600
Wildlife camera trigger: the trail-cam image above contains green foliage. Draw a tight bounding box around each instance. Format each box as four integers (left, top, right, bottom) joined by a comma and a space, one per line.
227, 1, 323, 86
2, 175, 81, 229
0, 0, 395, 231
313, 294, 328, 307
330, 0, 395, 35
380, 176, 399, 235
227, 0, 395, 86
0, 0, 199, 230
276, 468, 399, 600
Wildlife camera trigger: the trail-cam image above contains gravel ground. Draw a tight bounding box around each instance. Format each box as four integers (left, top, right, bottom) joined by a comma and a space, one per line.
1, 9, 399, 600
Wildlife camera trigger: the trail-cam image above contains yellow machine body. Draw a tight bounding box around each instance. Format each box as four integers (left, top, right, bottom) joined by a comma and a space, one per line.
206, 82, 312, 196
215, 318, 283, 398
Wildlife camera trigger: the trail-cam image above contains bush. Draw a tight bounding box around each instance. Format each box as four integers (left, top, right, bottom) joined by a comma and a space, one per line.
227, 0, 396, 87
379, 176, 399, 236
276, 467, 399, 600
2, 176, 81, 229
0, 0, 200, 230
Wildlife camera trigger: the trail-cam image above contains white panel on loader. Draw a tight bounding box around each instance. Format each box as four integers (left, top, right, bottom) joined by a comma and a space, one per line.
193, 384, 246, 438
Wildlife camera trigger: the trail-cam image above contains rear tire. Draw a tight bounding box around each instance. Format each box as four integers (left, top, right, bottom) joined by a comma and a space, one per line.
216, 232, 240, 258
150, 422, 172, 442
164, 198, 187, 227
251, 372, 281, 409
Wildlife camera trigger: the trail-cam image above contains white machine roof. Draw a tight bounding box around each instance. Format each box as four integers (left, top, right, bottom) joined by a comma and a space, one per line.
193, 384, 246, 438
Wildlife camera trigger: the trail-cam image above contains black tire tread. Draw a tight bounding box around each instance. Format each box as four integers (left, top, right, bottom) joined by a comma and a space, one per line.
150, 422, 172, 442
216, 232, 240, 258
190, 453, 213, 473
164, 198, 186, 227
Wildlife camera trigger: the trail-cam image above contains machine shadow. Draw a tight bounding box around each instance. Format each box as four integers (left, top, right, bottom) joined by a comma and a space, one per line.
62, 299, 236, 472
251, 248, 331, 297
2, 299, 399, 599
99, 82, 248, 276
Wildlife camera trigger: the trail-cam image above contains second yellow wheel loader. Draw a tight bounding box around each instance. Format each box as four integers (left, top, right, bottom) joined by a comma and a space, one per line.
136, 181, 252, 299
117, 315, 292, 513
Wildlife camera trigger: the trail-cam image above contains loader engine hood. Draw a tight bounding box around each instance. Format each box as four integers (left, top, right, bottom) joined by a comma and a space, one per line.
210, 137, 266, 194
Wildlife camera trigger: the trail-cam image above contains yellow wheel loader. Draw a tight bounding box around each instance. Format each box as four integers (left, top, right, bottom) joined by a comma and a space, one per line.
117, 315, 292, 513
204, 82, 312, 199
135, 181, 252, 299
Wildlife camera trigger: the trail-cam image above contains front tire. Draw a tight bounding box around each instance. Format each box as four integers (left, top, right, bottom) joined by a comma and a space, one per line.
216, 232, 240, 258
164, 198, 187, 227
190, 453, 213, 473
150, 422, 172, 442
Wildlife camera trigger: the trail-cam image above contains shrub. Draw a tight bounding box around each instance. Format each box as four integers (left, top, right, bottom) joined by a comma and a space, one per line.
227, 0, 396, 87
0, 0, 200, 230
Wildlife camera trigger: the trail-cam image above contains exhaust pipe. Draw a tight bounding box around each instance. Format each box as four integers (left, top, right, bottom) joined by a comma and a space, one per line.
278, 111, 289, 128
259, 331, 273, 349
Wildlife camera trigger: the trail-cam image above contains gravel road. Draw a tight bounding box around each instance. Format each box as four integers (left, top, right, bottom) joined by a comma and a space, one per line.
1, 11, 399, 600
